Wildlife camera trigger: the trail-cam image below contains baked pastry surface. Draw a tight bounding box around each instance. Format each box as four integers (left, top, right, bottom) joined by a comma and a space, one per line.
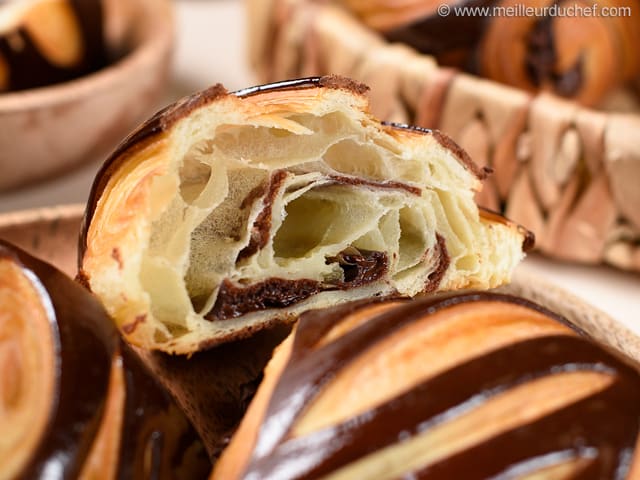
80, 76, 531, 353
0, 240, 210, 479
212, 293, 640, 479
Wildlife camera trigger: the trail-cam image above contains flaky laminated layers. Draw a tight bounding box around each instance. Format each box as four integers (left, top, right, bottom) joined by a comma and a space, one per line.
248, 0, 640, 273
80, 76, 529, 354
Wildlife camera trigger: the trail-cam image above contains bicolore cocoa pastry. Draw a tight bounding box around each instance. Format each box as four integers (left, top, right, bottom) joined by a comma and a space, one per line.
79, 75, 532, 354
0, 240, 210, 479
343, 0, 640, 107
0, 0, 107, 92
212, 293, 640, 479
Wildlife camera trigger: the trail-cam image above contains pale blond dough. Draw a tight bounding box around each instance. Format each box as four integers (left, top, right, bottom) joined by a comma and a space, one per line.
248, 0, 640, 272
82, 79, 528, 354
211, 299, 635, 479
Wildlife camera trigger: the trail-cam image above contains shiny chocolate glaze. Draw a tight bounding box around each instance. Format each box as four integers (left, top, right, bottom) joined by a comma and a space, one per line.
0, 0, 106, 92
240, 294, 640, 479
0, 241, 210, 478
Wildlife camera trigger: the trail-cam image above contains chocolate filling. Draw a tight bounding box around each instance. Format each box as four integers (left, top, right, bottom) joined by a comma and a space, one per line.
526, 15, 583, 96
424, 233, 450, 293
208, 248, 388, 321
236, 171, 289, 262
207, 278, 323, 321
326, 247, 389, 288
327, 175, 422, 196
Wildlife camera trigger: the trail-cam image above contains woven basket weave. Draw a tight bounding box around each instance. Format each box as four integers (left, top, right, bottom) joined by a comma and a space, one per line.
247, 0, 640, 272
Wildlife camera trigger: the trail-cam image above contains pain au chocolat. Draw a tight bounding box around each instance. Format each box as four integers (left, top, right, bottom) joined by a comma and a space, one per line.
79, 75, 532, 354
212, 293, 640, 480
0, 240, 210, 479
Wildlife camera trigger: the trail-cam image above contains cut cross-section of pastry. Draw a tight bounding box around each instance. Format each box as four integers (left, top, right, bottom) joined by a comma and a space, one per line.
212, 294, 640, 480
79, 75, 533, 354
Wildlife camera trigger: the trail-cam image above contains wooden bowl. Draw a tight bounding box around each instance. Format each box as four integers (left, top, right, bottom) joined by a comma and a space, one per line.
0, 0, 174, 191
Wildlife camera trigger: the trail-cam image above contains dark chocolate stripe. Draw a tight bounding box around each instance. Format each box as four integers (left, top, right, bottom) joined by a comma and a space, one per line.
237, 170, 290, 262
424, 233, 450, 293
244, 335, 633, 480
326, 175, 422, 196
251, 296, 454, 456
412, 380, 640, 479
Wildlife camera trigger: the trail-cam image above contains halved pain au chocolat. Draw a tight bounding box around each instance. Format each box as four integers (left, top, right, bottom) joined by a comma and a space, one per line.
0, 240, 210, 479
79, 75, 532, 354
0, 0, 107, 92
212, 293, 640, 480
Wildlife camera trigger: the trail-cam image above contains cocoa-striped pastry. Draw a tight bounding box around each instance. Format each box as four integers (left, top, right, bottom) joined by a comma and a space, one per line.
0, 240, 210, 479
213, 293, 640, 479
79, 75, 531, 354
342, 0, 640, 107
0, 0, 107, 92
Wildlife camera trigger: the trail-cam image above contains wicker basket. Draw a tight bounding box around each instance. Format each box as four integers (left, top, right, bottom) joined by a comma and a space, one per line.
247, 0, 640, 272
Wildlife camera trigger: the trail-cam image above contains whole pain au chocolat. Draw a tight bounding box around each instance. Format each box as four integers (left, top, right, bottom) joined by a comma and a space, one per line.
212, 293, 640, 480
79, 75, 532, 354
0, 0, 108, 92
0, 240, 211, 479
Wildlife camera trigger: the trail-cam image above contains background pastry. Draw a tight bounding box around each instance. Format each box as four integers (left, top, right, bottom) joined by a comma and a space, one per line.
0, 0, 107, 92
343, 0, 640, 107
79, 75, 531, 354
213, 293, 640, 479
0, 240, 211, 479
